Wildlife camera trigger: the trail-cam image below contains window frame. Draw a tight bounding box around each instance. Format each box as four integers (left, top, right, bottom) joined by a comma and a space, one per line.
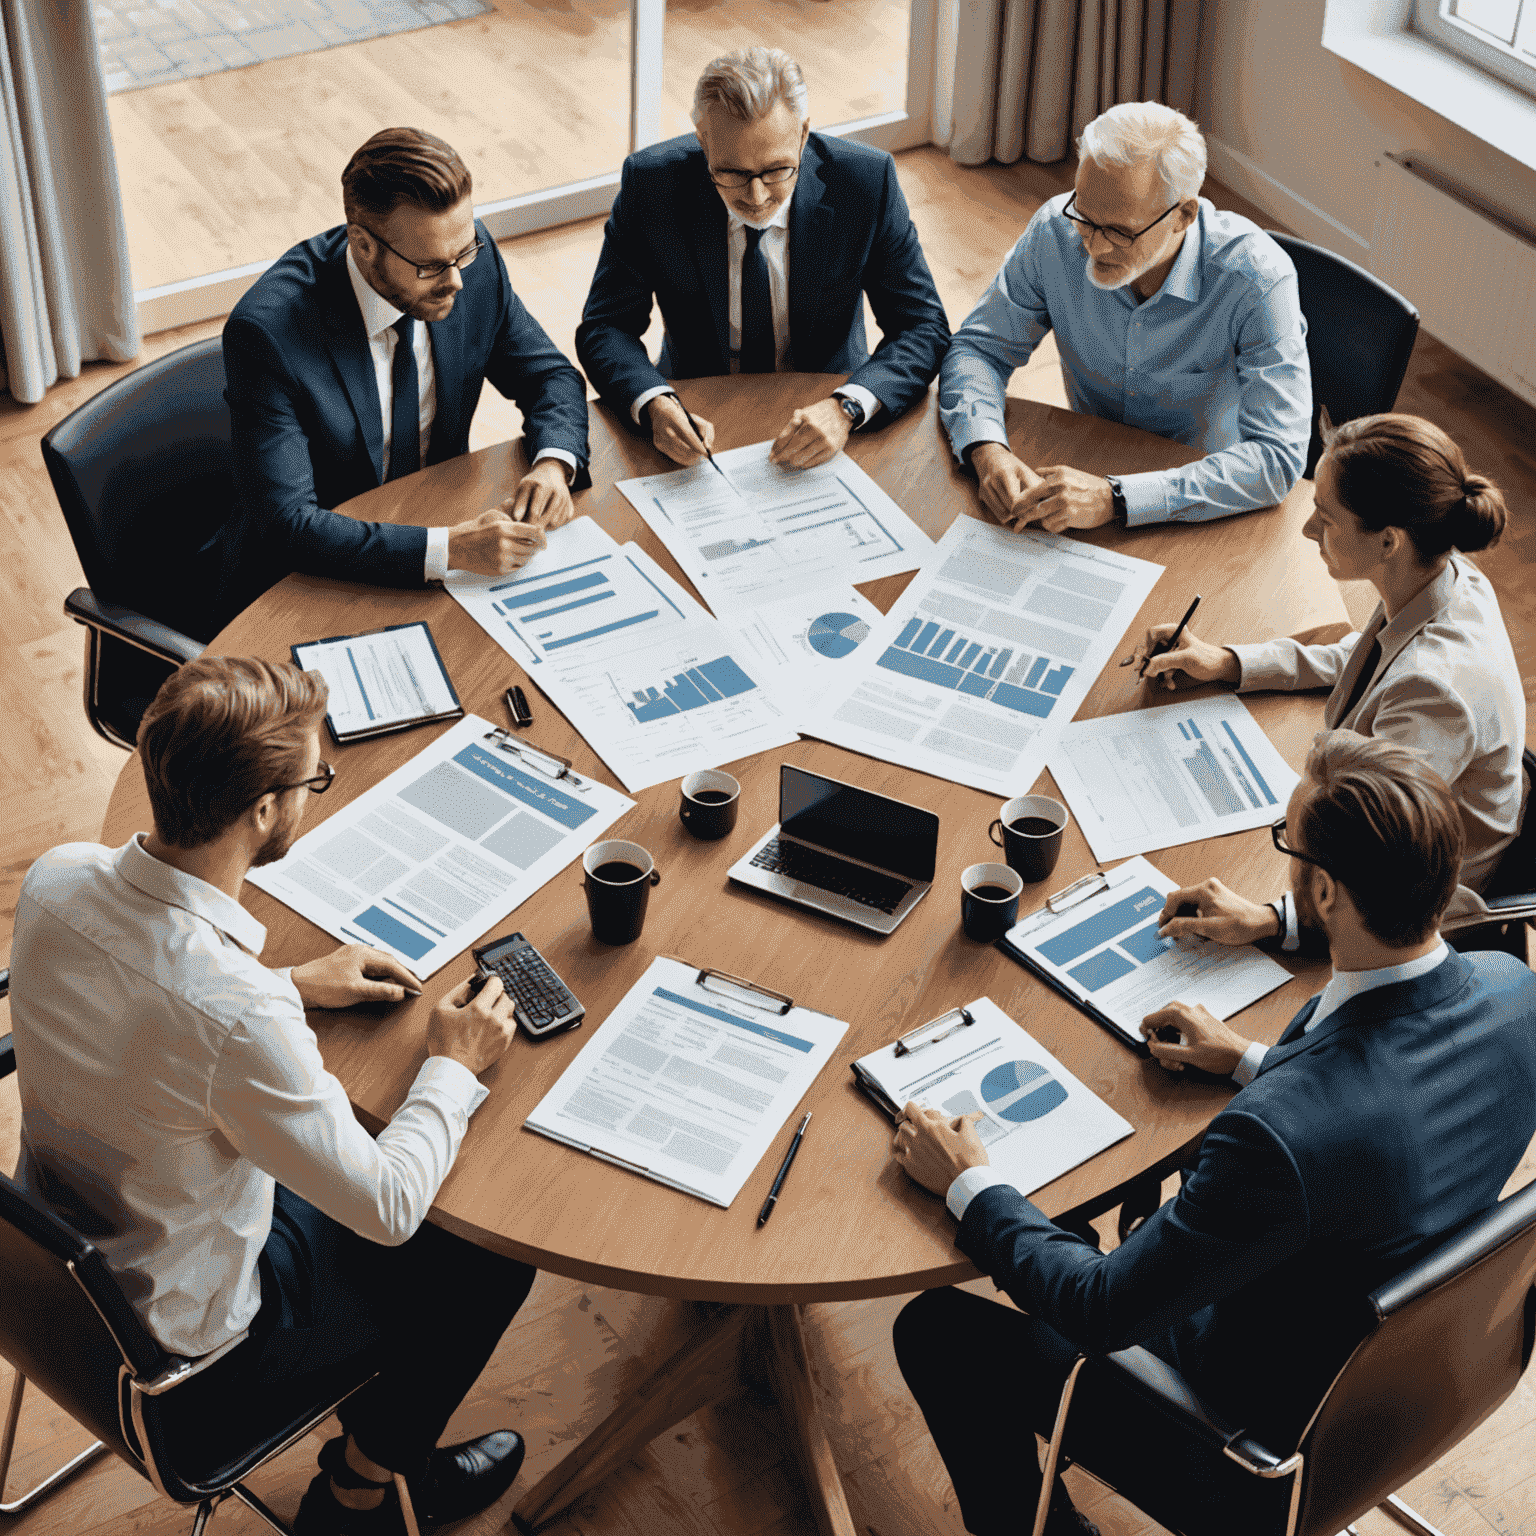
1412, 0, 1536, 99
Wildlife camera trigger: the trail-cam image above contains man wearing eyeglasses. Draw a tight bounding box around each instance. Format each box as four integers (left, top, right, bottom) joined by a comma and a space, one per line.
939, 101, 1310, 534
890, 731, 1536, 1536
213, 127, 590, 639
577, 47, 949, 470
9, 655, 541, 1534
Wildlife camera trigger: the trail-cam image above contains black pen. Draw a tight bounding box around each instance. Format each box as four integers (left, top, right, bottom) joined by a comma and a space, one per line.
757, 1112, 812, 1227
672, 393, 733, 490
504, 686, 533, 727
1134, 594, 1202, 679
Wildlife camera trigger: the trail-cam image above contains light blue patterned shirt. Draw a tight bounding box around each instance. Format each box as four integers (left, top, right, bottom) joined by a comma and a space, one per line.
938, 194, 1312, 525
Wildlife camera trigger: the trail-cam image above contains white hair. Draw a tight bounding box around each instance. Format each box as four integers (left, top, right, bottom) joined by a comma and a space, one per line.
691, 47, 808, 126
1077, 102, 1207, 203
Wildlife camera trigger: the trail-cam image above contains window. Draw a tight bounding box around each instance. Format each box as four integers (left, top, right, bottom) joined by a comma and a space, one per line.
1414, 0, 1536, 97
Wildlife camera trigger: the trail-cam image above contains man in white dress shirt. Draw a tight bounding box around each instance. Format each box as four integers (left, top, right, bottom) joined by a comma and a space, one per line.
9, 656, 536, 1535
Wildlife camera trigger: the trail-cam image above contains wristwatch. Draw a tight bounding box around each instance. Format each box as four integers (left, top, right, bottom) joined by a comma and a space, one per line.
837, 396, 866, 430
1105, 474, 1128, 525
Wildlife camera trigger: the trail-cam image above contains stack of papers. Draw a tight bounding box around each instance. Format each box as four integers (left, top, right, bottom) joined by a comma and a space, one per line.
292, 622, 461, 743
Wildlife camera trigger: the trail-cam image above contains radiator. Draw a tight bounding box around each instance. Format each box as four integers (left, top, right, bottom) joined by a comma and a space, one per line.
1370, 152, 1536, 410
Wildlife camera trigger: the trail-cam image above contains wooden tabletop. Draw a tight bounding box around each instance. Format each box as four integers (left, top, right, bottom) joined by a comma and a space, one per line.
101, 374, 1339, 1304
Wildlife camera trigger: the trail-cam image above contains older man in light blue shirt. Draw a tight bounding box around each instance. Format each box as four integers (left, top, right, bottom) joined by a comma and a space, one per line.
940, 102, 1311, 533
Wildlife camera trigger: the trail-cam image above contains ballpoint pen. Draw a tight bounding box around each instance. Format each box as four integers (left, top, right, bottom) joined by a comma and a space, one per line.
1126, 594, 1202, 678
757, 1112, 812, 1227
672, 394, 734, 491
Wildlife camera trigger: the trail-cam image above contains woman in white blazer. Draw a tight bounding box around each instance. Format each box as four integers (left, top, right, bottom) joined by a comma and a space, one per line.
1141, 412, 1522, 895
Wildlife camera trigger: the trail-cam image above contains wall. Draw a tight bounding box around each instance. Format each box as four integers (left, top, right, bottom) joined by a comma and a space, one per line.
1195, 0, 1536, 258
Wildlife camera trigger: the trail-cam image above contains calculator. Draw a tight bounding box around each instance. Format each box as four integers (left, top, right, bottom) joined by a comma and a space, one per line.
471, 932, 585, 1039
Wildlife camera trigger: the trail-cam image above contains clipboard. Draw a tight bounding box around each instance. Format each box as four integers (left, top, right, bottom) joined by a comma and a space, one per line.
482, 727, 597, 792
292, 621, 463, 745
849, 1004, 981, 1119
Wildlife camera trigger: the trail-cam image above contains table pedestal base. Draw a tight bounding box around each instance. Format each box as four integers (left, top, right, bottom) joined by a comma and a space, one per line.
511, 1302, 854, 1536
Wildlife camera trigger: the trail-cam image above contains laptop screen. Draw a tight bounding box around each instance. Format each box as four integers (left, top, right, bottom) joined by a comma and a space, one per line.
779, 766, 939, 882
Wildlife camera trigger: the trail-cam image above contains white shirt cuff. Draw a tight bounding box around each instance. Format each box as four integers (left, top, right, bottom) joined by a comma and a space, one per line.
834, 385, 881, 427
631, 385, 674, 425
424, 525, 450, 583
533, 448, 577, 483
946, 1164, 1016, 1222
1233, 1041, 1269, 1087
419, 1055, 490, 1116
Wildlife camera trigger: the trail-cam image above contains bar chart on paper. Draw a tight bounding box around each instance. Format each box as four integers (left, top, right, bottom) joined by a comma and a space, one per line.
626, 656, 757, 722
1047, 696, 1302, 863
879, 616, 1075, 719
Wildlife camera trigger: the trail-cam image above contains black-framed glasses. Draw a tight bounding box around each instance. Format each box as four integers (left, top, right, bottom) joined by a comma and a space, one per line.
360, 225, 483, 280
1271, 816, 1330, 874
247, 760, 336, 808
1061, 190, 1180, 250
708, 163, 799, 190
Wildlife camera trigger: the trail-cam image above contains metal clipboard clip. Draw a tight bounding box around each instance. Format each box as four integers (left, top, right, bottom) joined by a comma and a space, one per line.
894, 1006, 975, 1057
484, 728, 590, 790
1046, 870, 1110, 914
697, 968, 794, 1016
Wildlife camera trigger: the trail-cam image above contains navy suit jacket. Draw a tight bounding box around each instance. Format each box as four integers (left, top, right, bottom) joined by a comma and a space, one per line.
575, 132, 950, 427
958, 950, 1536, 1448
214, 221, 590, 633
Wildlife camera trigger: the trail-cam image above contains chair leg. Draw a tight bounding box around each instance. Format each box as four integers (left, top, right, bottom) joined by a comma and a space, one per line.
229, 1481, 297, 1534
393, 1471, 423, 1536
1031, 1356, 1087, 1536
0, 1370, 109, 1515
189, 1498, 217, 1536
1379, 1493, 1451, 1536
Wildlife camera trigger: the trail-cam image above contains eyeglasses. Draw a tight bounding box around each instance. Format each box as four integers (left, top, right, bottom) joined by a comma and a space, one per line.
246, 760, 336, 809
708, 163, 799, 190
360, 225, 483, 280
1270, 816, 1331, 875
1061, 191, 1180, 250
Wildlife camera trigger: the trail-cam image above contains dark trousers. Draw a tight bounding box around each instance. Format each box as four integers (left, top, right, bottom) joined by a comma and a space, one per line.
203, 1186, 536, 1477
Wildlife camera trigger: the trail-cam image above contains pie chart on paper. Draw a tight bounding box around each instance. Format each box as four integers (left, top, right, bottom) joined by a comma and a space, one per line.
806, 611, 871, 660
979, 1060, 1069, 1123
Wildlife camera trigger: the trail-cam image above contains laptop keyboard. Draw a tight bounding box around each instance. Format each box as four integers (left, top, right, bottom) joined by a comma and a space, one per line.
750, 838, 913, 915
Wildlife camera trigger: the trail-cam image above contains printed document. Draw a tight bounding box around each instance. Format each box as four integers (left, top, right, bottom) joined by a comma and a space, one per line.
446, 521, 799, 792
292, 622, 460, 741
247, 715, 634, 980
1002, 856, 1292, 1046
851, 996, 1133, 1196
524, 956, 849, 1207
803, 517, 1163, 796
1048, 696, 1302, 862
616, 440, 933, 614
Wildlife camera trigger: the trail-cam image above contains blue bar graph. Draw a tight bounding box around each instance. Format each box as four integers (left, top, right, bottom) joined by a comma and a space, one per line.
627, 656, 758, 723
914, 621, 940, 653
897, 617, 923, 648
1024, 656, 1049, 689
498, 570, 609, 610
930, 628, 955, 657
960, 643, 982, 668
877, 618, 1068, 720
1187, 718, 1204, 739
1041, 663, 1074, 696
989, 648, 1012, 679
1222, 720, 1278, 805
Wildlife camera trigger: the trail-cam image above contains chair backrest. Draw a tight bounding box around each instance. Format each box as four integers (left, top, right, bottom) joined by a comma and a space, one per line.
1485, 746, 1536, 904
1294, 1177, 1536, 1536
1267, 231, 1420, 478
41, 338, 232, 631
0, 1168, 171, 1472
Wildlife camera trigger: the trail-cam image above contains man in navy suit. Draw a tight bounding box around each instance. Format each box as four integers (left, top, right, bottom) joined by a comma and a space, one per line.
891, 731, 1536, 1536
214, 128, 590, 636
576, 47, 949, 470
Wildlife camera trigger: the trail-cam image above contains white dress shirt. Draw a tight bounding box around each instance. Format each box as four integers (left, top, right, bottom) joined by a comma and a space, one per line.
345, 251, 575, 582
8, 835, 487, 1357
947, 943, 1451, 1220
629, 194, 879, 428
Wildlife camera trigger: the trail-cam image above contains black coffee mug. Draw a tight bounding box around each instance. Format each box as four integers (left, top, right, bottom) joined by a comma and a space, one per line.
989, 794, 1070, 884
582, 839, 661, 945
679, 769, 741, 840
961, 862, 1023, 942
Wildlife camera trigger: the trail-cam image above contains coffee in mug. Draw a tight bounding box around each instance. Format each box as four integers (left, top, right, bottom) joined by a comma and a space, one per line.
961, 862, 1023, 942
989, 794, 1070, 883
679, 770, 741, 841
582, 839, 661, 945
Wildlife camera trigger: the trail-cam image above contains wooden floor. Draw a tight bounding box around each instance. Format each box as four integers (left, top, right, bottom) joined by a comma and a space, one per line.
3, 148, 1535, 1535
107, 0, 911, 290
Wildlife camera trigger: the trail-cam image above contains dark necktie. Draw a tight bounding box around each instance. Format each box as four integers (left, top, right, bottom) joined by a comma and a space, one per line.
1337, 622, 1384, 723
739, 225, 775, 374
388, 314, 420, 481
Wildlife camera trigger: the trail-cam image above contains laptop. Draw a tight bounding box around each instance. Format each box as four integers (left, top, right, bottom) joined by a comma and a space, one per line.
728, 765, 939, 936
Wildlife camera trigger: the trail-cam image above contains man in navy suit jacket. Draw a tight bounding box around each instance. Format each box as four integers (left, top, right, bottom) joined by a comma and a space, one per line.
576, 47, 948, 472
213, 128, 590, 638
892, 732, 1536, 1536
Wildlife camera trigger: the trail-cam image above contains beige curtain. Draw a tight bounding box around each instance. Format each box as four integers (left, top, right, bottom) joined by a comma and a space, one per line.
935, 0, 1204, 168
0, 0, 138, 404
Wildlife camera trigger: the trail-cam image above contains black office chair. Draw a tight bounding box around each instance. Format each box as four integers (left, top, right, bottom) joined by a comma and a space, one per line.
1445, 746, 1536, 964
1030, 1174, 1536, 1536
42, 338, 231, 750
1268, 231, 1420, 478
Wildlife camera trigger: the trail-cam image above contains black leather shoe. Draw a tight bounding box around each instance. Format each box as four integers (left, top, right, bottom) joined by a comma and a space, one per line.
411, 1430, 527, 1527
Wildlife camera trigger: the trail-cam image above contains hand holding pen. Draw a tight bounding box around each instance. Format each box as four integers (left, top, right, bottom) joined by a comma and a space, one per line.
1125, 596, 1238, 689
648, 392, 718, 470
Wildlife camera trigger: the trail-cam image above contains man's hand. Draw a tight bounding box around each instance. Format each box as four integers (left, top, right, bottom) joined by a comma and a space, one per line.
291, 945, 422, 1009
1141, 1000, 1252, 1077
769, 398, 851, 469
970, 442, 1043, 528
1011, 465, 1116, 532
508, 458, 575, 528
1135, 623, 1241, 690
426, 975, 517, 1076
891, 1100, 989, 1196
446, 507, 547, 575
1158, 879, 1281, 947
649, 394, 715, 467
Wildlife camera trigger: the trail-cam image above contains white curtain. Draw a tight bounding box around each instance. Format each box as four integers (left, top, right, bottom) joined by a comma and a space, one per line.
935, 0, 1204, 168
0, 0, 138, 404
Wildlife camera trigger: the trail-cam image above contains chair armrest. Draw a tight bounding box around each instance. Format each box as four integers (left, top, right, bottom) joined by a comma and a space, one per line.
65, 588, 204, 667
132, 1328, 251, 1397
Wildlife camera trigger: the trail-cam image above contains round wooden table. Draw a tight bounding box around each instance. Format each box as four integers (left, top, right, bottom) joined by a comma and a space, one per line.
102, 375, 1337, 1535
